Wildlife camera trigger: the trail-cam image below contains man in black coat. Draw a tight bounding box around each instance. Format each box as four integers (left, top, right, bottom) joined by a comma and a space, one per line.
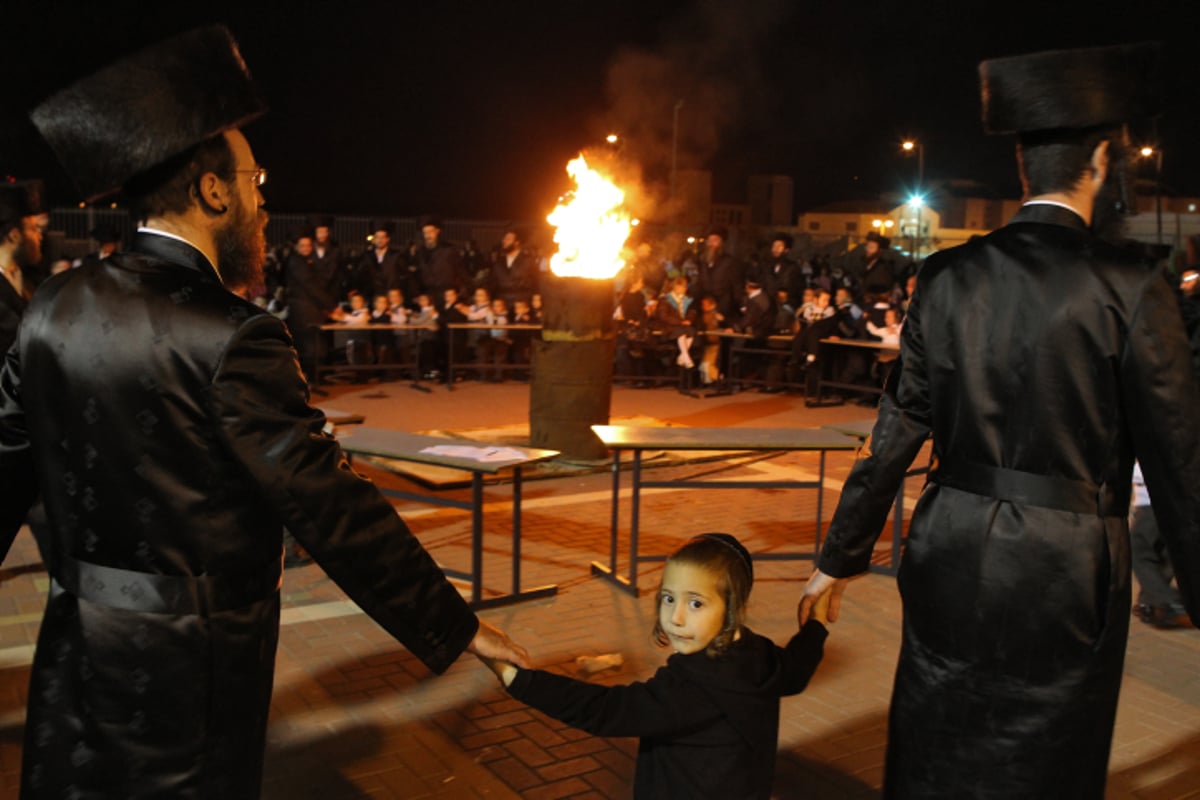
749, 232, 800, 308
5, 27, 528, 799
489, 226, 537, 308
0, 180, 44, 356
285, 228, 343, 379
694, 225, 743, 320
356, 221, 406, 299
414, 215, 465, 310
800, 43, 1200, 798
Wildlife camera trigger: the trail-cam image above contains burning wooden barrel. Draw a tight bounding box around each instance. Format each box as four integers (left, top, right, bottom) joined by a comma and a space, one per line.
528, 154, 629, 462
529, 275, 616, 461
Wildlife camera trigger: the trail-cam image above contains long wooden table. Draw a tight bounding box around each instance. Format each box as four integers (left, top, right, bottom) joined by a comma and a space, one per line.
315, 323, 434, 393
589, 424, 862, 596
822, 418, 931, 576
814, 337, 899, 404
337, 426, 560, 609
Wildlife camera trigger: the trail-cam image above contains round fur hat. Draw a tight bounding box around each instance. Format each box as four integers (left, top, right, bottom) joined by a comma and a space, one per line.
979, 42, 1164, 135
29, 26, 266, 202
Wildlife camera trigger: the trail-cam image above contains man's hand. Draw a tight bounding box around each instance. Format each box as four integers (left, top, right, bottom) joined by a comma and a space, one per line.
479, 655, 519, 687
468, 619, 531, 669
799, 568, 851, 626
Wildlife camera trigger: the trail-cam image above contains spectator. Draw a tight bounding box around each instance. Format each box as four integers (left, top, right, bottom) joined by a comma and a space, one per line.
414, 215, 466, 309
656, 275, 698, 369
490, 226, 538, 307
285, 229, 343, 380
0, 180, 44, 356
629, 238, 668, 295
750, 233, 801, 308
696, 293, 725, 385
694, 225, 743, 321
476, 296, 512, 382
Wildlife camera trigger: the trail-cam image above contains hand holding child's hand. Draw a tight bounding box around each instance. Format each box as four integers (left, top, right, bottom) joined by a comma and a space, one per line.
798, 568, 850, 626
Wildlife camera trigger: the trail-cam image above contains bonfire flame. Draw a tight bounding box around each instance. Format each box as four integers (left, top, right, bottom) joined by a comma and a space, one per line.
547, 155, 632, 279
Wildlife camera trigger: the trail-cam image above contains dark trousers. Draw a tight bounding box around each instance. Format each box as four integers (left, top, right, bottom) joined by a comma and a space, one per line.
1131, 504, 1181, 608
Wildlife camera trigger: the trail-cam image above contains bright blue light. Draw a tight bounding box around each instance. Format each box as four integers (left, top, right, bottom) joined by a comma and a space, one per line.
908, 194, 925, 209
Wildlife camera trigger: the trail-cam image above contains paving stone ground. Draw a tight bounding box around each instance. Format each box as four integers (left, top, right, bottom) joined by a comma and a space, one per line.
1, 382, 1198, 799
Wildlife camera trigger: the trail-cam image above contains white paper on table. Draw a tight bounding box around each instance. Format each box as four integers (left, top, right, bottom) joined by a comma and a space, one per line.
419, 445, 529, 463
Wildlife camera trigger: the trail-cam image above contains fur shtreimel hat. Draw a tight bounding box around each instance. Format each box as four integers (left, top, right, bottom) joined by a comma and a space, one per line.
979, 42, 1164, 135
0, 180, 45, 227
865, 230, 891, 249
29, 25, 266, 202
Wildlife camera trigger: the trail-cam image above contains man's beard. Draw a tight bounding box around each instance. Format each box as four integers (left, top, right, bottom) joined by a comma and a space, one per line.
215, 195, 268, 294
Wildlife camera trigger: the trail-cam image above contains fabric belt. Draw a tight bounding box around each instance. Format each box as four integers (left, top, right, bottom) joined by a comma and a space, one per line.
53, 550, 283, 616
932, 460, 1124, 518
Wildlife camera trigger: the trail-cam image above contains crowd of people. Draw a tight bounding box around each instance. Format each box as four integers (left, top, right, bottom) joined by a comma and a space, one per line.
236, 216, 918, 398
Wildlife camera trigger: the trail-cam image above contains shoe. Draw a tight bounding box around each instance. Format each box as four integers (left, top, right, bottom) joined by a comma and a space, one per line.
1134, 603, 1191, 629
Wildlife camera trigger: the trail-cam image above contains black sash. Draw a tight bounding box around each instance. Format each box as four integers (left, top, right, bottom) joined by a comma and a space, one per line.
53, 550, 283, 615
933, 460, 1124, 518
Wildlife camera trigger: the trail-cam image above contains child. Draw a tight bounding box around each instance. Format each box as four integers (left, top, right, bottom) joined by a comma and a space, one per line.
697, 294, 725, 384
484, 533, 828, 800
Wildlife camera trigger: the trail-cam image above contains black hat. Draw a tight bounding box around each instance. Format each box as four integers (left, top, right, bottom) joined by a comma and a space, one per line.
293, 225, 316, 242
770, 232, 793, 249
418, 214, 443, 230
369, 221, 395, 237
706, 224, 728, 241
30, 26, 267, 202
744, 278, 762, 289
0, 180, 45, 228
309, 214, 335, 229
695, 532, 753, 582
89, 224, 122, 244
979, 42, 1164, 135
865, 231, 891, 249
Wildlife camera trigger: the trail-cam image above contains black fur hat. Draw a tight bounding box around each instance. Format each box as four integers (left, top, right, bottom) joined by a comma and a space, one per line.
0, 180, 44, 229
29, 26, 266, 202
865, 230, 891, 249
418, 214, 443, 230
979, 42, 1164, 135
770, 232, 794, 249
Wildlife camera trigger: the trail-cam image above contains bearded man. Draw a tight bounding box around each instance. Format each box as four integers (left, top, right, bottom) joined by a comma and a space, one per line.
1, 27, 527, 799
801, 43, 1200, 798
0, 180, 45, 355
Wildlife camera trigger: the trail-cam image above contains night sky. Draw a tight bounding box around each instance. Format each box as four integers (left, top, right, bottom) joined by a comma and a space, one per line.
6, 0, 1199, 224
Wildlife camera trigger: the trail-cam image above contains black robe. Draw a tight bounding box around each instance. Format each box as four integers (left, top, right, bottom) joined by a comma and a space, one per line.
817, 204, 1200, 798
507, 623, 826, 800
0, 232, 480, 798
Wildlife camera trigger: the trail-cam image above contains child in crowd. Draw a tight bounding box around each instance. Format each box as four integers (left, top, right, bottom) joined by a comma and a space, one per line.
386, 288, 408, 324
342, 291, 372, 374
529, 293, 543, 324
697, 294, 725, 384
410, 293, 438, 374
484, 533, 828, 800
866, 306, 903, 348
477, 296, 512, 381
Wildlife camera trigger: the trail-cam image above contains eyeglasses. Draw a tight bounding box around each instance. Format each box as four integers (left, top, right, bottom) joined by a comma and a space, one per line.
236, 167, 268, 187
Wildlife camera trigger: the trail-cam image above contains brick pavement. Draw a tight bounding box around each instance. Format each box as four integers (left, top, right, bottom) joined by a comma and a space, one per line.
1, 383, 1199, 798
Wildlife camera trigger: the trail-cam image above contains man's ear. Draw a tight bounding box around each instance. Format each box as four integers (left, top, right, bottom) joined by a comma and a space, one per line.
195, 171, 230, 215
1089, 140, 1110, 191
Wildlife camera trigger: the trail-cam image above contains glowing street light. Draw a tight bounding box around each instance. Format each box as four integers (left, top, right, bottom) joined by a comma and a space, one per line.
1139, 143, 1164, 243
901, 138, 925, 188
605, 133, 619, 145
1140, 145, 1155, 158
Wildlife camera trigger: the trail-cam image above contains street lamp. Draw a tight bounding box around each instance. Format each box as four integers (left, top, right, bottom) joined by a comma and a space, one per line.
1140, 144, 1163, 243
901, 139, 925, 188
907, 194, 925, 259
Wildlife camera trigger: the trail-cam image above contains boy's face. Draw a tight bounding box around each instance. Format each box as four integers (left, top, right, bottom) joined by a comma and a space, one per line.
475, 288, 489, 304
885, 309, 899, 326
374, 296, 389, 312
387, 289, 403, 306
817, 292, 830, 309
514, 301, 529, 315
803, 289, 815, 304
702, 298, 716, 311
444, 290, 457, 305
418, 295, 431, 308
492, 299, 507, 314
658, 561, 727, 655
350, 295, 365, 310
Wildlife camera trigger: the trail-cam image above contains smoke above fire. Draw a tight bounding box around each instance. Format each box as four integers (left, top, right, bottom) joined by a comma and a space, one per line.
595, 0, 792, 203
